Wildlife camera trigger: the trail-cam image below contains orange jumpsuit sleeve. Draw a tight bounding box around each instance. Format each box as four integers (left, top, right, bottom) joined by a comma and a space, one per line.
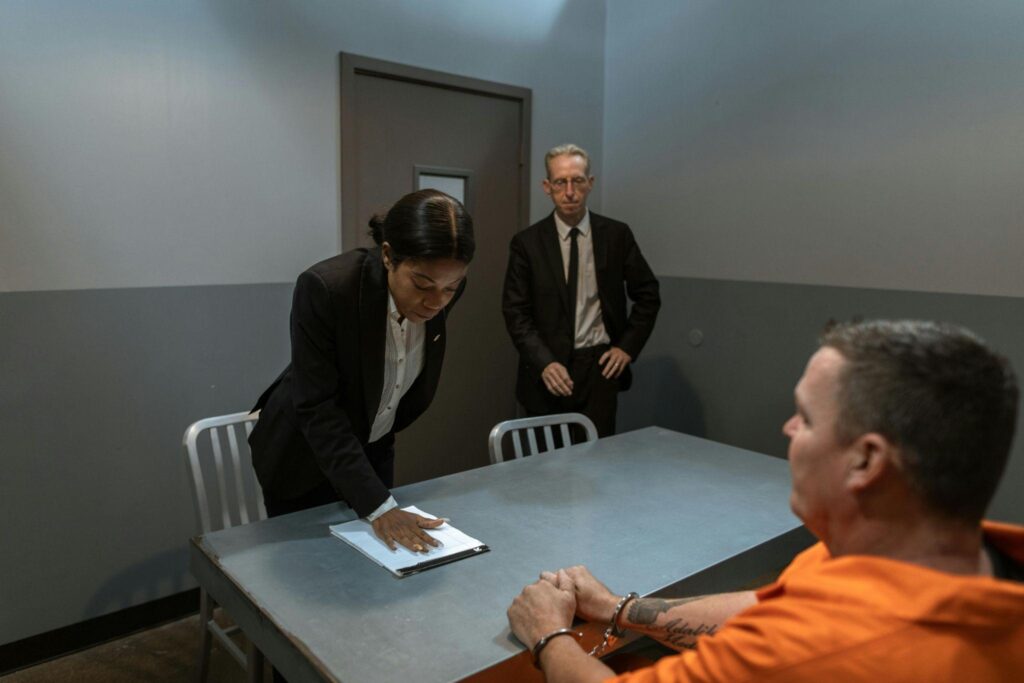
604, 543, 832, 683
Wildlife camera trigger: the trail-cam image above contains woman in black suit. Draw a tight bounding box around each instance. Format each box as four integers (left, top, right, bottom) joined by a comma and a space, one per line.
249, 189, 474, 553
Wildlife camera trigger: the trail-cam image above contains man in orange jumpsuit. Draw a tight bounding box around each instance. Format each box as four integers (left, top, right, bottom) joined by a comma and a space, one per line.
508, 320, 1024, 682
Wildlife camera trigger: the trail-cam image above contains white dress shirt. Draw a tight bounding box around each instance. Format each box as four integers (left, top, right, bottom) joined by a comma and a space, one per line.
366, 293, 426, 520
554, 210, 610, 349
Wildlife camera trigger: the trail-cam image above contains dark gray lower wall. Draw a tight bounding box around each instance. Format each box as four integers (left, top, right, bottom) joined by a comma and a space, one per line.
0, 283, 293, 644
4, 276, 1023, 645
620, 276, 1024, 524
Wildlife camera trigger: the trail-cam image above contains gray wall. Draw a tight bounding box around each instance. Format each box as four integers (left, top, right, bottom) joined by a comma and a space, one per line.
603, 0, 1024, 297
1, 0, 605, 293
605, 1, 1024, 521
0, 0, 607, 645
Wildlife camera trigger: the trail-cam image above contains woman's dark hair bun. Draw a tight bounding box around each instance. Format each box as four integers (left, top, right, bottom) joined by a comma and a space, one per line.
367, 189, 475, 265
367, 214, 386, 245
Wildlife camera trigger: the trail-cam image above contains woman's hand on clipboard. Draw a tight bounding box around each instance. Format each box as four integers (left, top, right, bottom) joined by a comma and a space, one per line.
371, 507, 444, 553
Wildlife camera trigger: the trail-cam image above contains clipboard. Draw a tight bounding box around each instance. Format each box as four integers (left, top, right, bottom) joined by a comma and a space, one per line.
329, 506, 489, 578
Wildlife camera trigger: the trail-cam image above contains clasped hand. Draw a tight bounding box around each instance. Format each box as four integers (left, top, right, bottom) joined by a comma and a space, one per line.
370, 507, 443, 553
507, 565, 620, 647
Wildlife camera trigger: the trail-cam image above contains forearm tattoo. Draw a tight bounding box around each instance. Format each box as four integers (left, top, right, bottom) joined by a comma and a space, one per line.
626, 595, 707, 626
626, 596, 718, 649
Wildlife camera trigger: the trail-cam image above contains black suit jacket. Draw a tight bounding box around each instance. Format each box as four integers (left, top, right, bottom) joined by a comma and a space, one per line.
249, 247, 461, 517
502, 211, 660, 412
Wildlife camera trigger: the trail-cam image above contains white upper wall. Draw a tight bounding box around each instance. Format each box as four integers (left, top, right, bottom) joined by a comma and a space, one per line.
0, 0, 605, 292
602, 0, 1024, 298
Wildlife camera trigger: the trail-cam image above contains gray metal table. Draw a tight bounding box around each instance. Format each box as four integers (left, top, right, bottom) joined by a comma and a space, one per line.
190, 427, 811, 682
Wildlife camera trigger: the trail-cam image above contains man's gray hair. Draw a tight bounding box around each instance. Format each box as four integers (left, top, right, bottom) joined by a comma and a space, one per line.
544, 143, 591, 178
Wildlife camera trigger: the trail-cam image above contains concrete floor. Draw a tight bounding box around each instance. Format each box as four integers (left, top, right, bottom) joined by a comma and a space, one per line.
1, 613, 270, 683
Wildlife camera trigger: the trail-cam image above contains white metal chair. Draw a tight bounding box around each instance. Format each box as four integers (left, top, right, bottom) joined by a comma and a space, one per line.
183, 410, 265, 683
488, 412, 599, 464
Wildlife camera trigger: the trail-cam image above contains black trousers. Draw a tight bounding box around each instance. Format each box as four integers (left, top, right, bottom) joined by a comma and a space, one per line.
527, 343, 618, 438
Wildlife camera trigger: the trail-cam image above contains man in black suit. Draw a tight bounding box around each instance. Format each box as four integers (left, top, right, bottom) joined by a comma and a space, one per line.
502, 144, 660, 436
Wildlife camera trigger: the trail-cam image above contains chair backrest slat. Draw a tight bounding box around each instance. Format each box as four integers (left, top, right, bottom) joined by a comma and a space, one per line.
209, 429, 232, 530
487, 413, 598, 464
526, 428, 539, 456
187, 444, 212, 533
183, 410, 262, 534
226, 423, 249, 526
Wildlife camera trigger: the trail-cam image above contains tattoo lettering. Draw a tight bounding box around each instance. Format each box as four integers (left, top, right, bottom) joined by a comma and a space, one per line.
662, 619, 718, 649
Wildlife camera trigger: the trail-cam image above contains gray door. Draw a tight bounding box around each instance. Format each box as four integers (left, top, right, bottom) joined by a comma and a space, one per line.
340, 54, 530, 485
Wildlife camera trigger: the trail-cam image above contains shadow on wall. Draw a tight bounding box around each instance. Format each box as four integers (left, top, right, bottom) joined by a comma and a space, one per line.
618, 355, 706, 437
83, 548, 194, 618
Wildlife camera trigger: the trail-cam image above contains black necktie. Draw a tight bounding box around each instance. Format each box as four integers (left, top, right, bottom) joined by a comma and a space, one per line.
567, 227, 580, 345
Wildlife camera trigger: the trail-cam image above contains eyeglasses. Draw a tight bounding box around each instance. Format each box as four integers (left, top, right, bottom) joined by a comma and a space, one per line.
548, 176, 590, 192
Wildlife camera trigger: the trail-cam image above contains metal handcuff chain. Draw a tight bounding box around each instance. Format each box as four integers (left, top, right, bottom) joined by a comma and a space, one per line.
588, 592, 639, 657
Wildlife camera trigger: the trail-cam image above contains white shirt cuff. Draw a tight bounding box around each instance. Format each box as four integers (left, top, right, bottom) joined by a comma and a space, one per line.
365, 495, 398, 522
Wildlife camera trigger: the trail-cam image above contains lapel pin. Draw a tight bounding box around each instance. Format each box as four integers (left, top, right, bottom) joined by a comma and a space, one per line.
433, 334, 441, 342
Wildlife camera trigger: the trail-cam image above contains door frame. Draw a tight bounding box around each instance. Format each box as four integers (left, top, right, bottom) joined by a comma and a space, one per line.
339, 52, 532, 249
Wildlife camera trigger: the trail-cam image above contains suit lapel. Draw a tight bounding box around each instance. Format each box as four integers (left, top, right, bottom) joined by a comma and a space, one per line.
539, 214, 572, 319
421, 314, 445, 386
589, 212, 611, 320
590, 212, 608, 271
360, 248, 388, 426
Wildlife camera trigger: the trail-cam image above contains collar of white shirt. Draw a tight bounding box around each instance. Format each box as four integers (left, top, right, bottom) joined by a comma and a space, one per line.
554, 210, 591, 240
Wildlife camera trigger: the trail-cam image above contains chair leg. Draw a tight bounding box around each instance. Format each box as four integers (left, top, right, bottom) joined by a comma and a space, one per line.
247, 640, 265, 683
197, 589, 214, 683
